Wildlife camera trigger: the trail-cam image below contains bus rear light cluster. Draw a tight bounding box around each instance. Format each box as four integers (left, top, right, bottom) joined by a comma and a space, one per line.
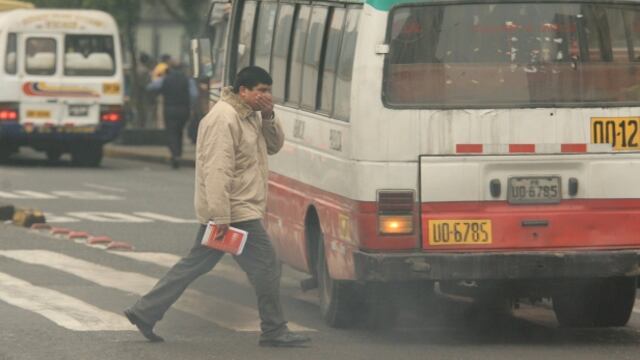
100, 105, 123, 123
378, 215, 414, 234
377, 190, 415, 235
0, 104, 19, 122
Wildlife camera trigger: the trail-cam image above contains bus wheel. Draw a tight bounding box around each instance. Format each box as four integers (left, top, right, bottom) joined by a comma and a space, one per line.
46, 149, 62, 162
553, 277, 636, 327
0, 145, 15, 162
71, 144, 103, 167
594, 277, 636, 327
362, 282, 398, 330
317, 236, 356, 328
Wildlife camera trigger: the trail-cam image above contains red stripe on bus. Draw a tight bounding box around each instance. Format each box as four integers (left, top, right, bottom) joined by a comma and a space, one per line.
456, 144, 483, 153
509, 144, 535, 153
561, 143, 587, 153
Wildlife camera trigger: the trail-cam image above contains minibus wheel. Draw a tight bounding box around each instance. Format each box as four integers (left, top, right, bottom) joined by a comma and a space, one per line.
317, 235, 357, 328
46, 150, 62, 162
552, 277, 636, 327
71, 144, 103, 167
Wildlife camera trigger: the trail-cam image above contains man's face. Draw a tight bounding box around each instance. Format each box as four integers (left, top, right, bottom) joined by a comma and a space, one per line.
238, 83, 272, 111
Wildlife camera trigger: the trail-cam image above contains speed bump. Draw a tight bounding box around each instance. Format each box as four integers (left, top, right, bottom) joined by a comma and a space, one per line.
13, 208, 46, 228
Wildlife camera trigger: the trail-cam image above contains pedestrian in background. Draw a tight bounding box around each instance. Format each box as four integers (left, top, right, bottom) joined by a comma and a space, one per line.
146, 60, 197, 168
124, 66, 311, 347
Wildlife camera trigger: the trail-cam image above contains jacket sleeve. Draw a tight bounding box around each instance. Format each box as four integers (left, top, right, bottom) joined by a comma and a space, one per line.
262, 113, 285, 155
201, 116, 235, 225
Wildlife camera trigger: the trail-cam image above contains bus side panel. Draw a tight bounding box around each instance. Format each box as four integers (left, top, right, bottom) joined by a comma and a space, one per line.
267, 172, 359, 280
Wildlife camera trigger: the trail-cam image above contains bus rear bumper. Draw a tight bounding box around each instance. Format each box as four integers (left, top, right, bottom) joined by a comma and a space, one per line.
0, 122, 123, 144
353, 249, 640, 282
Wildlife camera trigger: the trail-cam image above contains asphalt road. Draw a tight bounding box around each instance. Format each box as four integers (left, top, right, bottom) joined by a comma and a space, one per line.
1, 150, 640, 360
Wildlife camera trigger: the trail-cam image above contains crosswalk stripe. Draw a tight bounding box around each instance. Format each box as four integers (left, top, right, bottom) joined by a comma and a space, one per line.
0, 271, 132, 331
0, 250, 314, 332
132, 212, 198, 223
111, 251, 300, 289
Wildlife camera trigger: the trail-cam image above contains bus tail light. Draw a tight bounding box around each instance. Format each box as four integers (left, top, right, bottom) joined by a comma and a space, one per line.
0, 103, 19, 122
100, 105, 123, 123
377, 190, 415, 235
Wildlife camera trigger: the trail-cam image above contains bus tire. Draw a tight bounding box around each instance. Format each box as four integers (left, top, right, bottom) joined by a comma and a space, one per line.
317, 235, 356, 328
552, 280, 599, 327
594, 277, 636, 327
362, 282, 398, 330
46, 149, 62, 162
0, 145, 15, 162
71, 144, 103, 167
553, 277, 636, 327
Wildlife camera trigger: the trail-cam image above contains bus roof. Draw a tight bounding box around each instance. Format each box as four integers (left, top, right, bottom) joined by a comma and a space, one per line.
0, 9, 118, 34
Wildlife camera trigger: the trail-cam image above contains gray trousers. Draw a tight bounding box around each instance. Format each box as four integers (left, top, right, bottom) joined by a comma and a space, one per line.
129, 219, 288, 339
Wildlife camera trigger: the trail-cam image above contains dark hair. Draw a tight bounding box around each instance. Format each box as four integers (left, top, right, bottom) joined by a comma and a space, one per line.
160, 54, 172, 62
233, 66, 272, 93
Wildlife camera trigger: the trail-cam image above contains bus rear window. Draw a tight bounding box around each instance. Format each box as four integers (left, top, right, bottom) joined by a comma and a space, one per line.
384, 2, 640, 108
26, 37, 56, 76
64, 35, 115, 76
5, 33, 17, 75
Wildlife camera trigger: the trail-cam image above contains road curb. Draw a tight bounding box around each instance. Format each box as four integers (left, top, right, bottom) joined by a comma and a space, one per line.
104, 146, 195, 168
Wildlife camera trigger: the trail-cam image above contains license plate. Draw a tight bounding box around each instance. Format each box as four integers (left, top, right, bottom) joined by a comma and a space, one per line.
507, 176, 561, 204
68, 105, 89, 117
26, 110, 50, 118
428, 220, 492, 245
591, 117, 640, 151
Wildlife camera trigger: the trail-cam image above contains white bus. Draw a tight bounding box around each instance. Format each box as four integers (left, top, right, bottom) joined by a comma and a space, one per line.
194, 0, 640, 328
0, 9, 124, 166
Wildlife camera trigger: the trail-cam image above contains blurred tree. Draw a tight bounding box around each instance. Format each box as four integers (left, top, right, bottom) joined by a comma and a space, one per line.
31, 0, 146, 128
156, 0, 209, 38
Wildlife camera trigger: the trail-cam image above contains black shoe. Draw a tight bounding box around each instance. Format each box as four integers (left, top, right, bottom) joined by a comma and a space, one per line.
259, 331, 311, 347
124, 309, 164, 342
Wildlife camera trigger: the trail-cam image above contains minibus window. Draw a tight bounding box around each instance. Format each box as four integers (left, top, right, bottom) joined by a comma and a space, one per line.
320, 8, 346, 114
64, 35, 115, 76
254, 2, 278, 71
300, 6, 329, 110
271, 4, 295, 102
25, 37, 57, 76
384, 2, 640, 108
237, 1, 257, 71
288, 5, 312, 105
333, 8, 360, 121
5, 33, 17, 75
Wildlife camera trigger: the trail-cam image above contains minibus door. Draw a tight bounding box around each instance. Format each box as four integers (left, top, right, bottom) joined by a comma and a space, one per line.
19, 34, 63, 129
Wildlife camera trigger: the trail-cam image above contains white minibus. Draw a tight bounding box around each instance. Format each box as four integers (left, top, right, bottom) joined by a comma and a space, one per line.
0, 9, 124, 166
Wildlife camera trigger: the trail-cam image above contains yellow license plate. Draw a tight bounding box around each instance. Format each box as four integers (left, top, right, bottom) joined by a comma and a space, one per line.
591, 117, 640, 151
103, 83, 120, 94
428, 220, 492, 245
59, 126, 95, 134
26, 110, 51, 118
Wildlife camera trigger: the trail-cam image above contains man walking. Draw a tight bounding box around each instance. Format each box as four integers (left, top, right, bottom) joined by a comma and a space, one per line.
146, 60, 196, 168
125, 66, 311, 348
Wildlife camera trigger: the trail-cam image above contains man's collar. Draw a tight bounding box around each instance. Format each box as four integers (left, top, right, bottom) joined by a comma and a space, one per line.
221, 87, 254, 120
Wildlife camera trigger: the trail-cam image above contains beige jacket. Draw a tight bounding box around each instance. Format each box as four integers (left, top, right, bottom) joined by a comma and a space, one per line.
194, 87, 285, 225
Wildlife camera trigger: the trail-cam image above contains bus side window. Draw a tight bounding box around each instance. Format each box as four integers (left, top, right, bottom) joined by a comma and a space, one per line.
287, 5, 312, 106
237, 0, 258, 71
208, 2, 231, 93
254, 1, 278, 71
319, 8, 347, 114
5, 33, 17, 75
300, 6, 329, 110
333, 8, 360, 121
25, 37, 57, 76
271, 3, 295, 103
